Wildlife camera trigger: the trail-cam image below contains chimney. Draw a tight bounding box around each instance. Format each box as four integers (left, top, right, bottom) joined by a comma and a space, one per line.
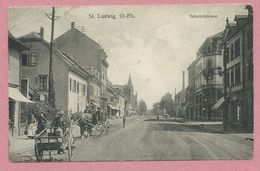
71, 22, 75, 29
40, 27, 44, 38
182, 71, 185, 89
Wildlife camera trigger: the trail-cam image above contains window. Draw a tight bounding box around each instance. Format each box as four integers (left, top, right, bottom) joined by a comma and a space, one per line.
89, 84, 94, 95
231, 68, 234, 86
77, 82, 79, 94
207, 46, 211, 52
225, 47, 229, 63
73, 80, 76, 93
247, 28, 253, 50
235, 39, 240, 58
226, 71, 230, 87
82, 84, 86, 95
70, 78, 72, 91
21, 53, 36, 66
22, 54, 28, 65
230, 44, 234, 61
39, 75, 48, 91
235, 64, 241, 85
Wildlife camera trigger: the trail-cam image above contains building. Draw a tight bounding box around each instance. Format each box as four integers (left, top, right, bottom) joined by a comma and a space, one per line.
54, 22, 109, 112
113, 74, 138, 113
8, 32, 33, 135
222, 5, 253, 129
18, 28, 92, 120
174, 71, 186, 118
186, 61, 196, 119
193, 31, 224, 120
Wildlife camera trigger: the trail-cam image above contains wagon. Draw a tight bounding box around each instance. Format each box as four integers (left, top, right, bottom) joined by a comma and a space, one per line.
34, 125, 75, 162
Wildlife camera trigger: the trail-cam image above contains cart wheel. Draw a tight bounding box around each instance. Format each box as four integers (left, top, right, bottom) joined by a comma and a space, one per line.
68, 135, 75, 161
34, 144, 43, 161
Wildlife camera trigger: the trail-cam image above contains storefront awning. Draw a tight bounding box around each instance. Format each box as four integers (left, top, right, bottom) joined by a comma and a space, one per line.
9, 87, 34, 103
212, 97, 224, 110
108, 104, 119, 110
91, 101, 99, 106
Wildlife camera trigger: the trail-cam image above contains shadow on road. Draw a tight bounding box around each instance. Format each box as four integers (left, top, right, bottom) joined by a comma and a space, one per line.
144, 118, 185, 123
150, 122, 224, 134
146, 120, 253, 135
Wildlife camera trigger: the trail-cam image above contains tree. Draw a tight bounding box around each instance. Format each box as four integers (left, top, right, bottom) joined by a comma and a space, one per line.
23, 100, 56, 123
139, 99, 147, 114
159, 93, 174, 115
152, 102, 162, 115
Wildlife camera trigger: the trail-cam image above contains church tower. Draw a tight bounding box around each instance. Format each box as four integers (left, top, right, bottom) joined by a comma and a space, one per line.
125, 74, 134, 109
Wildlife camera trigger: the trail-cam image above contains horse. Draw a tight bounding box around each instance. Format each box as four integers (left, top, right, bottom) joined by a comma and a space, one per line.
71, 112, 93, 139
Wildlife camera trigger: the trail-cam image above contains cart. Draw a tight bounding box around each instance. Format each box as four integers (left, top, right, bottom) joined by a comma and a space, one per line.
34, 125, 75, 162
86, 119, 110, 137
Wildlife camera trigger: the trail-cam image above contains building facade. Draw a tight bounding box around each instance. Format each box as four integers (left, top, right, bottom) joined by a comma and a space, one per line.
54, 22, 109, 112
222, 6, 253, 129
193, 31, 224, 120
113, 74, 138, 113
186, 61, 196, 119
19, 28, 92, 120
8, 32, 33, 135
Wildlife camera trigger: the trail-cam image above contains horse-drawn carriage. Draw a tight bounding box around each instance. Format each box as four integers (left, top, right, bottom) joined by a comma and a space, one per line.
71, 112, 110, 139
34, 124, 75, 162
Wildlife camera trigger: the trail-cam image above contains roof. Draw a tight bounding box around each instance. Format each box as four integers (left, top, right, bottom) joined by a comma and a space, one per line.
54, 27, 109, 68
18, 31, 92, 79
56, 49, 92, 78
18, 31, 50, 47
8, 31, 30, 51
198, 31, 224, 51
223, 12, 252, 42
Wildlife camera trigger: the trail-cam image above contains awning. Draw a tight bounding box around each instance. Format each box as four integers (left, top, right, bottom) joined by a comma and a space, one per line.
212, 97, 225, 110
108, 104, 119, 110
91, 101, 99, 106
9, 87, 34, 103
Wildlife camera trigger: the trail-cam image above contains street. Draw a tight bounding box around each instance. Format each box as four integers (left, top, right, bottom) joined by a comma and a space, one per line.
10, 115, 253, 162
72, 116, 253, 161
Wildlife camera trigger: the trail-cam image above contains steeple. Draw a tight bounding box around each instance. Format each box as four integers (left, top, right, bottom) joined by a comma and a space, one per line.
127, 74, 133, 86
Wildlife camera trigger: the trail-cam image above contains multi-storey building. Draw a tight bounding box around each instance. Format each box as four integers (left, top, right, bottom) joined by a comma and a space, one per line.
186, 61, 196, 119
8, 32, 33, 135
19, 28, 92, 120
222, 6, 253, 129
193, 31, 224, 120
54, 22, 109, 112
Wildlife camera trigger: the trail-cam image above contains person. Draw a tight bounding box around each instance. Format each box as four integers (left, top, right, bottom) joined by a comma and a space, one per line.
92, 108, 98, 125
123, 115, 126, 128
96, 107, 102, 123
27, 116, 37, 138
51, 110, 66, 154
51, 110, 66, 136
36, 113, 47, 134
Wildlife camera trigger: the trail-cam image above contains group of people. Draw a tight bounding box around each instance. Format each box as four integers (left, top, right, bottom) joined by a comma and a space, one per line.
83, 107, 107, 125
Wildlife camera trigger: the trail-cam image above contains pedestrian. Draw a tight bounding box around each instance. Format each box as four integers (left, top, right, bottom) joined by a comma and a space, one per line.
51, 110, 66, 154
36, 113, 47, 134
123, 115, 126, 128
51, 110, 66, 136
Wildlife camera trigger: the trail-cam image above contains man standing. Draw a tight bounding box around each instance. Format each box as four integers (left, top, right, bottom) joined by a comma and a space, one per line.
123, 115, 126, 128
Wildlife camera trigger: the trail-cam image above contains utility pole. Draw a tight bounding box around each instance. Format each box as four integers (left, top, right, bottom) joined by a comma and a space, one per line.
46, 7, 59, 108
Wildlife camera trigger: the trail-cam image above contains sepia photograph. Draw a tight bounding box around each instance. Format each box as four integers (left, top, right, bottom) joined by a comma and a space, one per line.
8, 4, 253, 162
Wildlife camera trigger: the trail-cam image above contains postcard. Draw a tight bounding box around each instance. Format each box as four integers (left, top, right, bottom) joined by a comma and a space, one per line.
1, 2, 258, 171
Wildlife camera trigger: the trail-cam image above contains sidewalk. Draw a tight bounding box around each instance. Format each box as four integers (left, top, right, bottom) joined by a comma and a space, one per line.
183, 121, 253, 141
9, 132, 35, 155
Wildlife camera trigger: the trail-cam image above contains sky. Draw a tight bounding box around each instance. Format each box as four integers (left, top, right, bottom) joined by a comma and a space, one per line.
8, 5, 248, 108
